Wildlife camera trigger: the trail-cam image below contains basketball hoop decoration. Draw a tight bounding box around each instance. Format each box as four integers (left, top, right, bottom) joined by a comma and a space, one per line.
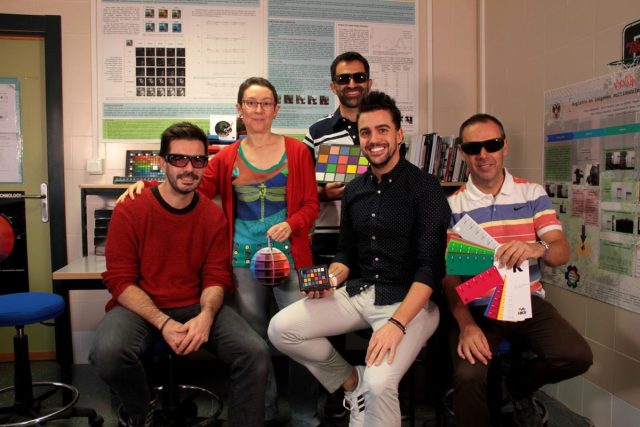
608, 18, 640, 69
250, 237, 290, 287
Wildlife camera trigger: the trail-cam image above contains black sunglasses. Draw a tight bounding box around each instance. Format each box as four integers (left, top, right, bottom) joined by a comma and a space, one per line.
164, 154, 209, 168
460, 138, 505, 155
333, 72, 369, 85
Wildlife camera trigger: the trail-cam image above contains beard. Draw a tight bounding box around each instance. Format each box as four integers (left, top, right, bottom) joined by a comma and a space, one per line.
336, 86, 367, 108
363, 143, 397, 169
166, 171, 201, 195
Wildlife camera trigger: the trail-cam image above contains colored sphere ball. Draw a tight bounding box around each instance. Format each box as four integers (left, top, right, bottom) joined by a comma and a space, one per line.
250, 246, 290, 287
0, 216, 15, 263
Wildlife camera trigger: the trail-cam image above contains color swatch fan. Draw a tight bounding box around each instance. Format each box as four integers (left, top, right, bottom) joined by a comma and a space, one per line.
315, 144, 369, 183
250, 239, 290, 287
446, 237, 495, 276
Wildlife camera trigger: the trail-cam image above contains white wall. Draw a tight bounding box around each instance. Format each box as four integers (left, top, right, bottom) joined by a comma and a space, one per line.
482, 0, 640, 425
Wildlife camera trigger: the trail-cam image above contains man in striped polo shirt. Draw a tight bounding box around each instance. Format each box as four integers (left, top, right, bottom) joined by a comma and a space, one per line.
304, 51, 372, 267
443, 114, 592, 427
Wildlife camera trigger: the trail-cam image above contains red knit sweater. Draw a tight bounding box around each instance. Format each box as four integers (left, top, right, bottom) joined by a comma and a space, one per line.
102, 187, 232, 312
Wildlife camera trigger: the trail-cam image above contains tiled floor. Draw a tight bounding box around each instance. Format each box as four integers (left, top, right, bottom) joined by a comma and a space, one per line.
0, 355, 593, 426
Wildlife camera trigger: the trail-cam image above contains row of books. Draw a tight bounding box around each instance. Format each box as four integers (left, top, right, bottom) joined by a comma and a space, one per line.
408, 133, 468, 183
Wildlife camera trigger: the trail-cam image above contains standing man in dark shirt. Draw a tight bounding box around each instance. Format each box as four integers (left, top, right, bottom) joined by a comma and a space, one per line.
304, 51, 372, 419
304, 51, 372, 266
269, 91, 450, 427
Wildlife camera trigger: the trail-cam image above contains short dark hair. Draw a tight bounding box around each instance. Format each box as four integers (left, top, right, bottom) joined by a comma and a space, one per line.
159, 122, 208, 156
459, 113, 506, 141
357, 91, 402, 130
237, 77, 278, 105
330, 51, 370, 79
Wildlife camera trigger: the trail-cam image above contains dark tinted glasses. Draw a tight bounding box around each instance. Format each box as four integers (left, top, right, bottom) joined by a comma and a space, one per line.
460, 138, 505, 155
164, 154, 209, 168
333, 72, 369, 85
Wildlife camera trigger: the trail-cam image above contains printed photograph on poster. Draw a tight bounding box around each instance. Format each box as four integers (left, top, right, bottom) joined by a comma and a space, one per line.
605, 148, 636, 170
585, 163, 600, 186
0, 193, 29, 294
601, 210, 635, 234
601, 178, 636, 202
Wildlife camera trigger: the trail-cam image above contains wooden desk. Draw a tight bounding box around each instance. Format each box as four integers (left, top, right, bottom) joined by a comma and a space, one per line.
52, 255, 106, 368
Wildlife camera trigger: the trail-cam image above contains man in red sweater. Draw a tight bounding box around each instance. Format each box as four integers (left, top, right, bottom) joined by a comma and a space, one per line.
89, 122, 269, 427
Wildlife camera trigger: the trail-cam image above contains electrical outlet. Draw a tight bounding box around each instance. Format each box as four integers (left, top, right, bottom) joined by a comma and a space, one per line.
86, 158, 104, 175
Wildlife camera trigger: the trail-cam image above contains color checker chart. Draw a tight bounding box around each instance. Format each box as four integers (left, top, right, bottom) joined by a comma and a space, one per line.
315, 144, 369, 183
297, 265, 331, 292
125, 150, 165, 180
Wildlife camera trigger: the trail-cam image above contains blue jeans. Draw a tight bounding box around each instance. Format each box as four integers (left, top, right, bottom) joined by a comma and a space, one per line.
89, 303, 269, 427
233, 267, 321, 427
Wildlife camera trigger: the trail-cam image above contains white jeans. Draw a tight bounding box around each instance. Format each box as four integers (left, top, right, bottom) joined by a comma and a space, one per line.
268, 286, 440, 427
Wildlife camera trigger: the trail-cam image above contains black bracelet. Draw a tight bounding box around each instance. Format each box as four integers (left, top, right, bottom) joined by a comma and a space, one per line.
388, 317, 406, 335
159, 316, 171, 332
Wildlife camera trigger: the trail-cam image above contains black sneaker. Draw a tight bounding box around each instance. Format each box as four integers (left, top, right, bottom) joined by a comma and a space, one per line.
324, 388, 347, 420
399, 394, 411, 421
506, 390, 544, 427
118, 397, 158, 427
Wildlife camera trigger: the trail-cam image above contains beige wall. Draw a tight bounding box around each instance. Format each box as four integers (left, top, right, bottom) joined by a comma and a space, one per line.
431, 0, 479, 135
3, 1, 639, 422
483, 0, 640, 424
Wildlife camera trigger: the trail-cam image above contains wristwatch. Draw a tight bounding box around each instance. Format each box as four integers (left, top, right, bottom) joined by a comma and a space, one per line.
537, 240, 551, 258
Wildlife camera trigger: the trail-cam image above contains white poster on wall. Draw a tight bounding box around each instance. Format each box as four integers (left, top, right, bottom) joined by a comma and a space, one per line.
542, 65, 640, 314
97, 0, 418, 141
0, 79, 22, 183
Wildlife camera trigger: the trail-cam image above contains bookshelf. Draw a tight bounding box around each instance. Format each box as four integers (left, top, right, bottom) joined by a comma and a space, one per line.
408, 132, 468, 189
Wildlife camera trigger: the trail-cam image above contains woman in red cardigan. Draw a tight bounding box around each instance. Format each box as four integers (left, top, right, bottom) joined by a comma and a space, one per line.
120, 77, 320, 426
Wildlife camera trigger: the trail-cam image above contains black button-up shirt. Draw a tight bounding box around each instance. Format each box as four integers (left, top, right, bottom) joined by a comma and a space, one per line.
334, 157, 451, 305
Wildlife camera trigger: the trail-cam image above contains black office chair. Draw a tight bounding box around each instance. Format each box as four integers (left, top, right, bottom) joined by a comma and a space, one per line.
117, 339, 223, 427
0, 292, 103, 426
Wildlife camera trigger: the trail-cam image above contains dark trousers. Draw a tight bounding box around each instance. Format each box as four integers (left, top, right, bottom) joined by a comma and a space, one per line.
90, 304, 270, 427
449, 296, 593, 427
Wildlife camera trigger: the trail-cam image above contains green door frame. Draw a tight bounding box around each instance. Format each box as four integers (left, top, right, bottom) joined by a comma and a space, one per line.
0, 14, 67, 271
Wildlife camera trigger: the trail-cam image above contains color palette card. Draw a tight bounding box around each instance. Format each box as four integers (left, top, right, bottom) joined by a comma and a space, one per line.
492, 260, 532, 321
297, 265, 331, 292
446, 237, 495, 276
315, 144, 369, 183
455, 266, 504, 304
452, 214, 500, 250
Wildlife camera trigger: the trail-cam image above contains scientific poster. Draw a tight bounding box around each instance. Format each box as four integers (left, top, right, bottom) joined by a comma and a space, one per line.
0, 79, 22, 183
97, 0, 418, 140
0, 193, 29, 294
542, 65, 640, 313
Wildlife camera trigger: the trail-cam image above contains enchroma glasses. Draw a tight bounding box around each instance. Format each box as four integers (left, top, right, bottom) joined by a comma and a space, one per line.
460, 138, 505, 155
333, 72, 369, 85
164, 154, 209, 168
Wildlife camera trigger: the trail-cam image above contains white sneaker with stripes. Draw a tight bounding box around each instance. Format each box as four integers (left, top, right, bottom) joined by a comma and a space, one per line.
342, 365, 366, 427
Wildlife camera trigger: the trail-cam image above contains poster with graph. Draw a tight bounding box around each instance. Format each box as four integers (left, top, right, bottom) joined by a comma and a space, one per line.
542, 64, 640, 313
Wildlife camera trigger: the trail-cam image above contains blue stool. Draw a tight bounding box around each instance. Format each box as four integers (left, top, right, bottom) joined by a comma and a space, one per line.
117, 338, 223, 427
0, 292, 103, 426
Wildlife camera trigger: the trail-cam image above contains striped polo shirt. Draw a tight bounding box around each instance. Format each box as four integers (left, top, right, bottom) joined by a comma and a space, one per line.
447, 169, 562, 303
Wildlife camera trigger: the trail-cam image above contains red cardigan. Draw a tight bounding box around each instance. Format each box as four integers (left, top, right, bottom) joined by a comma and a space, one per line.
199, 136, 319, 268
